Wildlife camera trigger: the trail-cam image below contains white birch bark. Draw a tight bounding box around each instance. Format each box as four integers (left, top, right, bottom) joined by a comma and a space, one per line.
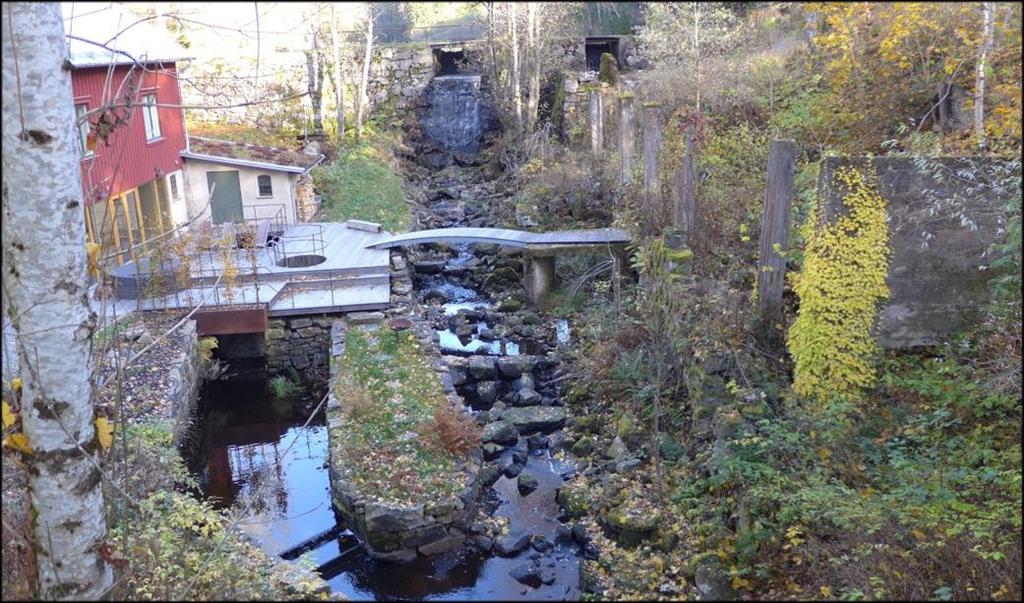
525, 2, 539, 132
975, 1, 994, 150
1, 2, 112, 599
330, 4, 345, 140
509, 2, 522, 133
356, 4, 373, 142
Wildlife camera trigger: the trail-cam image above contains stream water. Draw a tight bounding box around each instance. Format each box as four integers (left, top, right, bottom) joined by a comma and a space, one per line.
183, 69, 582, 599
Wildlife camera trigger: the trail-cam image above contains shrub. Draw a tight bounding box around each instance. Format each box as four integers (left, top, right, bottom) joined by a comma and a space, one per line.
419, 402, 481, 457
268, 374, 303, 399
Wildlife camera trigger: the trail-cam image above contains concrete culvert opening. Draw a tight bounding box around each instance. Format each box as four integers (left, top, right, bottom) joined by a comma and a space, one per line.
585, 37, 619, 71
433, 48, 466, 75
276, 254, 327, 268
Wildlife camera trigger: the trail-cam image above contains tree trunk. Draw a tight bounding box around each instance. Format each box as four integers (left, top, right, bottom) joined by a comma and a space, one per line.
975, 2, 994, 150
487, 2, 498, 87
330, 4, 345, 140
356, 6, 374, 142
525, 2, 540, 132
305, 23, 325, 135
509, 2, 522, 133
1, 3, 113, 599
693, 4, 702, 113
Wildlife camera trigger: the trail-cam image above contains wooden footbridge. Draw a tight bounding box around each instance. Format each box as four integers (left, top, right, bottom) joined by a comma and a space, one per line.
367, 227, 630, 306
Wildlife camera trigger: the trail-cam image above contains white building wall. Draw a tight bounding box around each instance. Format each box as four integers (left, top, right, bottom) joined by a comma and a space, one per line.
182, 159, 299, 225
163, 169, 188, 226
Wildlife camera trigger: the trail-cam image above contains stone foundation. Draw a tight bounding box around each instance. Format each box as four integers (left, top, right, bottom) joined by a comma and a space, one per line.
264, 314, 342, 376
325, 312, 483, 562
168, 319, 202, 447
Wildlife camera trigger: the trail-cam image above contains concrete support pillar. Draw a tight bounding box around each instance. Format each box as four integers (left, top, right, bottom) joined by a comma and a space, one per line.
524, 255, 556, 309
619, 94, 635, 186
589, 88, 604, 158
641, 102, 662, 236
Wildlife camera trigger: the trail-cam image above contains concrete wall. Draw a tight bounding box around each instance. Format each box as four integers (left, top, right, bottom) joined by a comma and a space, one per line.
182, 159, 300, 225
265, 314, 339, 377
818, 156, 1016, 348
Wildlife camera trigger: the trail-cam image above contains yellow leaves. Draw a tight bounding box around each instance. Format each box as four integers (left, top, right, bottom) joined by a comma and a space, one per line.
11, 377, 21, 393
95, 417, 114, 450
788, 167, 890, 404
2, 399, 31, 453
86, 241, 101, 278
911, 528, 928, 541
817, 446, 832, 462
3, 433, 32, 454
1, 400, 16, 430
820, 585, 834, 598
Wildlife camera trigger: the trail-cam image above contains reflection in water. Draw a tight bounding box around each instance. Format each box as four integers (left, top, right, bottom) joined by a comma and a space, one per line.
186, 378, 337, 556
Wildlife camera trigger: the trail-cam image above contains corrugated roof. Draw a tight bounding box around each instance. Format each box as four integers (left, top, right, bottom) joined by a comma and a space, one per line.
185, 137, 324, 173
63, 2, 190, 67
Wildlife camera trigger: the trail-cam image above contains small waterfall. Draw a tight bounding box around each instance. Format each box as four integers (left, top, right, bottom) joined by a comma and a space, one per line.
421, 74, 488, 152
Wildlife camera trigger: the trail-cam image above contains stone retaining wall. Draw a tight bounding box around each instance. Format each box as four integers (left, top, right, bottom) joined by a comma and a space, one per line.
265, 315, 340, 376
168, 319, 202, 447
325, 313, 483, 562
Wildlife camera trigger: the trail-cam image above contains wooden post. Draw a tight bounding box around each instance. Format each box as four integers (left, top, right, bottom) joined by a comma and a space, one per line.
674, 134, 697, 246
756, 140, 796, 334
589, 88, 603, 157
619, 94, 635, 185
641, 102, 662, 236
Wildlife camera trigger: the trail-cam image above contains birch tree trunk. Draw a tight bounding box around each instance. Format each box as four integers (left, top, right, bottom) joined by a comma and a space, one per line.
975, 1, 994, 151
1, 3, 112, 599
305, 22, 325, 135
525, 2, 540, 132
356, 4, 374, 142
330, 4, 345, 140
509, 2, 522, 133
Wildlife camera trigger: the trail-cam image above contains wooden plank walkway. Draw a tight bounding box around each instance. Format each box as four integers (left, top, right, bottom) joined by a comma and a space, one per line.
365, 227, 630, 250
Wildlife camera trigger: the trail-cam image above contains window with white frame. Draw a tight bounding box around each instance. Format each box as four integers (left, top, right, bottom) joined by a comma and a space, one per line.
75, 104, 93, 157
141, 94, 161, 140
257, 175, 273, 197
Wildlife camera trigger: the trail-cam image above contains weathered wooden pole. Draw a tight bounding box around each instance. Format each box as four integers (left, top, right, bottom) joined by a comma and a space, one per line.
619, 93, 635, 185
756, 139, 796, 332
641, 102, 662, 236
589, 87, 603, 157
673, 134, 697, 247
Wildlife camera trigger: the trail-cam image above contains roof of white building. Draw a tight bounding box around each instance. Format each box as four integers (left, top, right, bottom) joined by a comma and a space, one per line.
63, 2, 191, 68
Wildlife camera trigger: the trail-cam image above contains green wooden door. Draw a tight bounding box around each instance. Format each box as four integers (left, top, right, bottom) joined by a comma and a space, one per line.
207, 170, 243, 224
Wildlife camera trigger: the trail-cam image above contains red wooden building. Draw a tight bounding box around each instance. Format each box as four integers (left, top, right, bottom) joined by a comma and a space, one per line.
67, 5, 191, 265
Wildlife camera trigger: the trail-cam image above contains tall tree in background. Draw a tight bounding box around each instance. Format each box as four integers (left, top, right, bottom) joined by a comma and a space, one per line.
330, 4, 346, 140
304, 18, 326, 135
509, 1, 522, 133
1, 2, 112, 598
976, 1, 995, 151
637, 2, 740, 112
525, 2, 539, 132
355, 3, 374, 142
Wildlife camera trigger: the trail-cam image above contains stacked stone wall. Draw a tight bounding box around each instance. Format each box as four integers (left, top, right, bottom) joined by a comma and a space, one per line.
168, 319, 202, 447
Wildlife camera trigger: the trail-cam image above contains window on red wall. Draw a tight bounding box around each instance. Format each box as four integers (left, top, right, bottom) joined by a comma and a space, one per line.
75, 104, 93, 157
142, 94, 161, 141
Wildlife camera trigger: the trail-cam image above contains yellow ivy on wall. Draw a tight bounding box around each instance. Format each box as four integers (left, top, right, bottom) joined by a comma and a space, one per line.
787, 166, 891, 403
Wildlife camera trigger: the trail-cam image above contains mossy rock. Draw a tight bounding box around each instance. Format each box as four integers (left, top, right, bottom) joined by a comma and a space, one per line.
556, 483, 591, 518
598, 52, 619, 85
571, 436, 595, 457
604, 506, 662, 548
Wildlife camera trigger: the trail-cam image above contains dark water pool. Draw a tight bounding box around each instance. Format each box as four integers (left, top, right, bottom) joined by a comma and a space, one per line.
185, 376, 580, 601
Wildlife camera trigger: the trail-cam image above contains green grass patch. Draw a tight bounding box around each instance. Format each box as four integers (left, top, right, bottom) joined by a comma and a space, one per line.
332, 326, 465, 506
313, 133, 409, 232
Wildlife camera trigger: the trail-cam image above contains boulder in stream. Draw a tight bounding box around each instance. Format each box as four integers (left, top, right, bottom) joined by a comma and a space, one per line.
468, 356, 496, 379
494, 532, 532, 556
502, 406, 567, 433
481, 420, 518, 444
517, 472, 539, 496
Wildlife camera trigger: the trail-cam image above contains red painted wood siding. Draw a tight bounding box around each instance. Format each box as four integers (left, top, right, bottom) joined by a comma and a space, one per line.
72, 63, 187, 205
